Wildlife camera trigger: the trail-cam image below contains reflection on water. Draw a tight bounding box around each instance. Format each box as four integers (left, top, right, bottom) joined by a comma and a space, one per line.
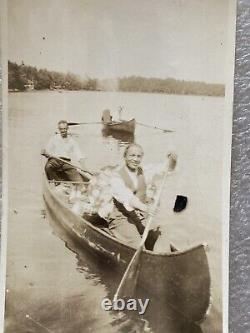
46, 206, 203, 333
102, 127, 135, 145
7, 91, 224, 333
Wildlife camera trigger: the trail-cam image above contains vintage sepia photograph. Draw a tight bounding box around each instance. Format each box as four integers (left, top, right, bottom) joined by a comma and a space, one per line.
2, 0, 236, 332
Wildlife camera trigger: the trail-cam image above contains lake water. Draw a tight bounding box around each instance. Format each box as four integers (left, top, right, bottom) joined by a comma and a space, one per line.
5, 90, 226, 332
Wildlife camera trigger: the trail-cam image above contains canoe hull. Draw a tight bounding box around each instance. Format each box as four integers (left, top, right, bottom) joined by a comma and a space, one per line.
103, 119, 136, 134
43, 176, 211, 323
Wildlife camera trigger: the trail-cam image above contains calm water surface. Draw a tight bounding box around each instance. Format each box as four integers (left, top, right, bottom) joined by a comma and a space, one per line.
5, 91, 225, 332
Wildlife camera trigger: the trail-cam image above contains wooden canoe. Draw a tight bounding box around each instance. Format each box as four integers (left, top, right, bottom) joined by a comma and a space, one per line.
102, 118, 136, 134
43, 174, 211, 323
102, 127, 135, 143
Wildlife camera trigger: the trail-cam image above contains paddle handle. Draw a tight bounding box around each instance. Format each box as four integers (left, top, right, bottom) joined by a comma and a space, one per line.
140, 169, 169, 245
140, 153, 177, 245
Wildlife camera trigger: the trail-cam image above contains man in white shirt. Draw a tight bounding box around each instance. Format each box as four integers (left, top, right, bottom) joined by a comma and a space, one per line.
109, 143, 176, 250
42, 120, 85, 182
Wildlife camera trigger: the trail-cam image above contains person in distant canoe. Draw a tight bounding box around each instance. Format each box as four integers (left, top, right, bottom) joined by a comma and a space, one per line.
108, 144, 177, 250
101, 109, 112, 123
42, 120, 85, 182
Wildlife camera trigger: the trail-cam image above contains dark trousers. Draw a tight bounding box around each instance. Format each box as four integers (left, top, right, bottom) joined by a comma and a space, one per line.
45, 158, 82, 182
109, 200, 161, 251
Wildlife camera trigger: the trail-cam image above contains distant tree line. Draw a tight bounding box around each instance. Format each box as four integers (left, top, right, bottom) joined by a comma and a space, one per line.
118, 76, 224, 96
8, 61, 224, 96
8, 61, 97, 91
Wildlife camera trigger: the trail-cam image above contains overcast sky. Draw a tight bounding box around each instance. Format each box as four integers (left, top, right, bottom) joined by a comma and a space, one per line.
8, 0, 229, 83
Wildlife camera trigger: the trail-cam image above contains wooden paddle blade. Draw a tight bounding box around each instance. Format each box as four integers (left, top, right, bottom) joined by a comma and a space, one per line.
67, 122, 80, 126
114, 247, 143, 300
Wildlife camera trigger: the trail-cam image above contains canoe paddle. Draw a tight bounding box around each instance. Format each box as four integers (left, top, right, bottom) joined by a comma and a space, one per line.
113, 153, 177, 300
67, 121, 103, 126
68, 120, 173, 133
136, 121, 174, 133
41, 153, 93, 180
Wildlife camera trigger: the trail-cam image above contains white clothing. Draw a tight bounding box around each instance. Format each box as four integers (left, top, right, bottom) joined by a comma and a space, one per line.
46, 134, 84, 164
110, 163, 165, 211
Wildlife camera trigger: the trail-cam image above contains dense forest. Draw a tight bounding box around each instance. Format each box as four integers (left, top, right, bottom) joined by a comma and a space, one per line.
8, 61, 96, 91
8, 61, 225, 96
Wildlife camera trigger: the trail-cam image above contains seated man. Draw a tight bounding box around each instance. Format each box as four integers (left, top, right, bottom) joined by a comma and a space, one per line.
108, 143, 177, 250
42, 120, 85, 182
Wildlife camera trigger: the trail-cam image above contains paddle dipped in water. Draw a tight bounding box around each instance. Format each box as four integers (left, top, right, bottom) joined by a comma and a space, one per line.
114, 153, 177, 300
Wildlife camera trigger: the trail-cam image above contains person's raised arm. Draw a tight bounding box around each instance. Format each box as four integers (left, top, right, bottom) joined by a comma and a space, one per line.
144, 152, 178, 183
